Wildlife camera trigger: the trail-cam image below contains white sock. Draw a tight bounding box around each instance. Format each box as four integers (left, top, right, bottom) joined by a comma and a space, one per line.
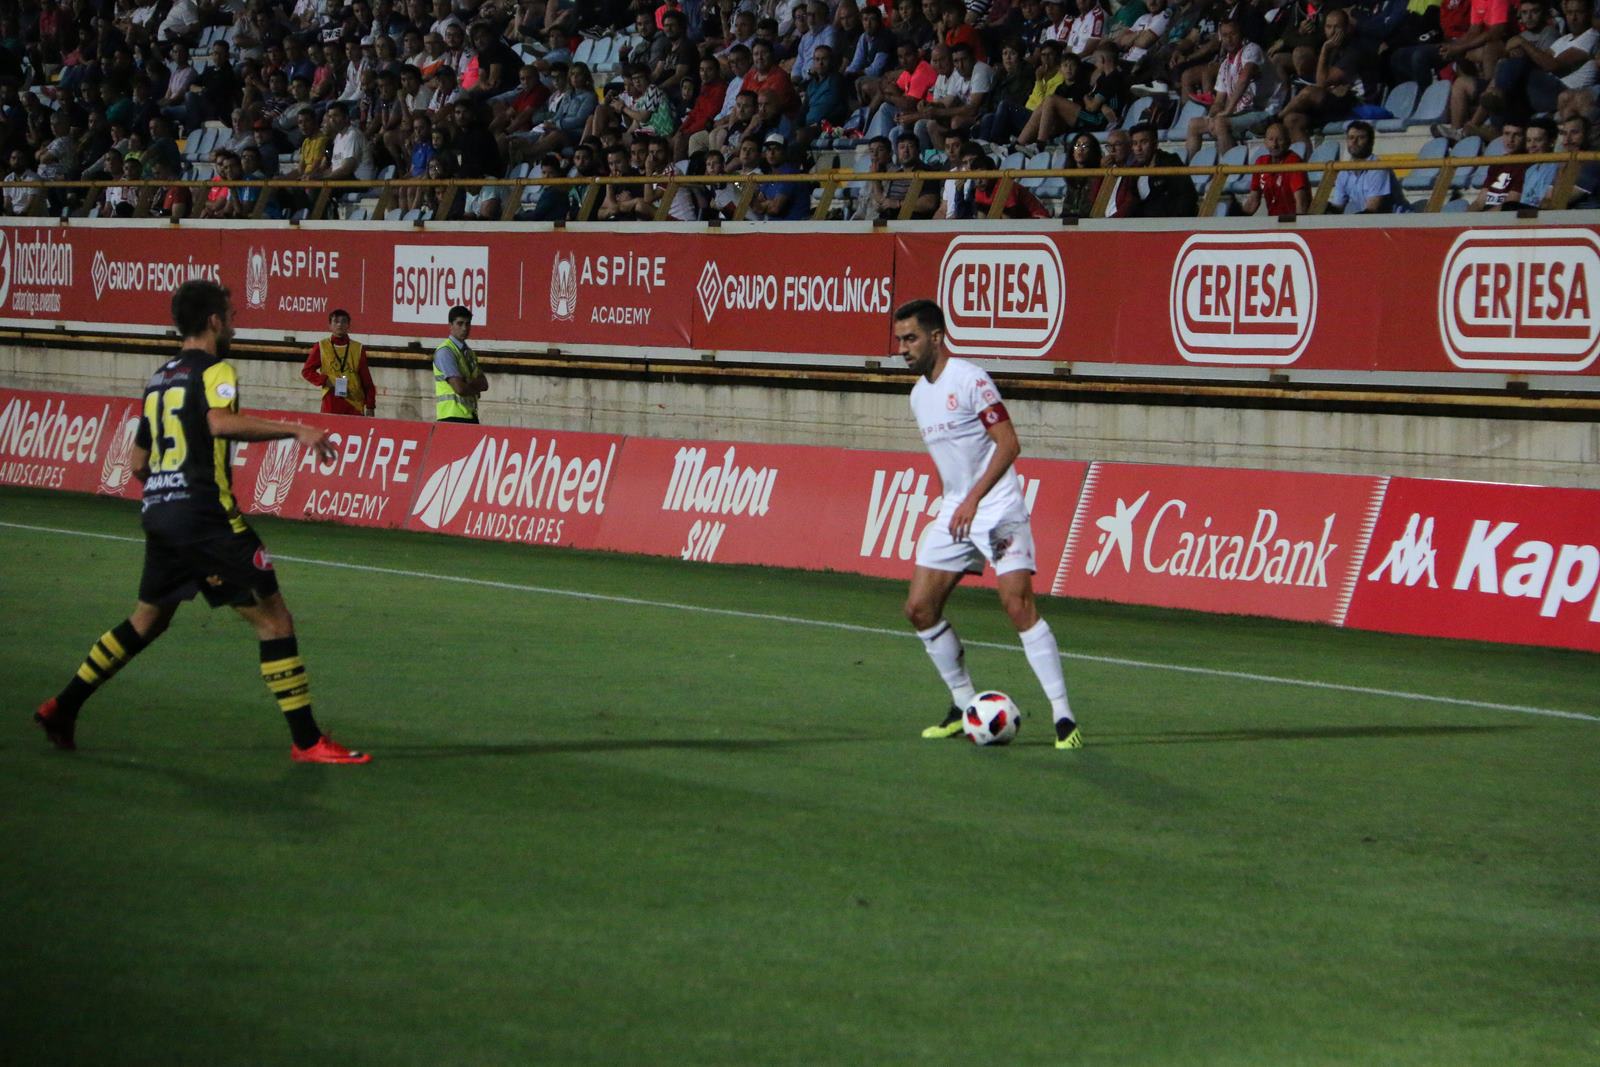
1019, 618, 1073, 724
917, 620, 977, 708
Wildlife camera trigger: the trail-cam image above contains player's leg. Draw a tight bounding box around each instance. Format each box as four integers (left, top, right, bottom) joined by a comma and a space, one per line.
231, 591, 368, 764
905, 562, 977, 739
35, 599, 178, 750
983, 516, 1081, 750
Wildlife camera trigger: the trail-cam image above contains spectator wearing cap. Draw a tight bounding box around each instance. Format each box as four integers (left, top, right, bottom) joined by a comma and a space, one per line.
909, 42, 992, 152
1186, 19, 1283, 161
1242, 118, 1309, 217
753, 132, 813, 219
1470, 118, 1528, 210
1127, 121, 1198, 217
1328, 120, 1406, 214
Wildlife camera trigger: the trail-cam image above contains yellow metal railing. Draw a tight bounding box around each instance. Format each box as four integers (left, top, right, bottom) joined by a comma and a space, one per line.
4, 152, 1595, 223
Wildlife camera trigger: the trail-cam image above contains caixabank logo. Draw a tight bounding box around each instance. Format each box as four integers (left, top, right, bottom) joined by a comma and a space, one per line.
1437, 228, 1600, 372
1168, 233, 1317, 365
936, 235, 1065, 358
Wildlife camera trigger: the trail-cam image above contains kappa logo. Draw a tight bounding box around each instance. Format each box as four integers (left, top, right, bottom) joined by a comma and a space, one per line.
97, 413, 141, 495
1437, 228, 1600, 371
252, 438, 301, 514
91, 251, 109, 299
945, 393, 958, 411
1169, 233, 1317, 365
1084, 492, 1149, 577
1366, 512, 1438, 588
937, 235, 1065, 358
550, 251, 578, 322
696, 260, 723, 322
244, 246, 270, 310
411, 437, 490, 530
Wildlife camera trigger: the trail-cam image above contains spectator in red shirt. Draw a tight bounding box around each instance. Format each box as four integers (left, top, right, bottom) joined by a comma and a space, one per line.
676, 56, 728, 158
940, 1, 987, 61
1242, 119, 1310, 216
744, 40, 798, 115
1470, 118, 1528, 209
302, 310, 377, 416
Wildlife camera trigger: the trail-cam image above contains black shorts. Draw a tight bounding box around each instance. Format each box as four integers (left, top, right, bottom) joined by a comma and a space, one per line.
138, 528, 280, 609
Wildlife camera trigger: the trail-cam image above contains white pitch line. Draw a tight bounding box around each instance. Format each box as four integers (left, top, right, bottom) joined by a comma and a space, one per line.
2, 519, 1596, 724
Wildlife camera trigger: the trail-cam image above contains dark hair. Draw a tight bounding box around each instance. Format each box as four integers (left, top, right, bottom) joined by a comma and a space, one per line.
867, 135, 891, 151
1068, 132, 1102, 167
1128, 122, 1158, 140
172, 280, 230, 338
893, 298, 945, 333
448, 305, 472, 322
329, 308, 351, 321
1529, 117, 1558, 140
1346, 119, 1376, 138
326, 101, 350, 119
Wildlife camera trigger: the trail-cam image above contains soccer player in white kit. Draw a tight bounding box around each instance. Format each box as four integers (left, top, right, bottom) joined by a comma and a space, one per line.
893, 299, 1082, 750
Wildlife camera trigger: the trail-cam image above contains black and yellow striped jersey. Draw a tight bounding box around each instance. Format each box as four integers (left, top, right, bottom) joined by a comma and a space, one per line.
133, 349, 248, 540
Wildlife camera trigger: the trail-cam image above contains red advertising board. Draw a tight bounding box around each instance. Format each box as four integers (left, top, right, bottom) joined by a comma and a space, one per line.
1049, 462, 1387, 624
230, 412, 432, 528
1345, 477, 1600, 652
9, 386, 1600, 653
594, 435, 1087, 584
691, 232, 896, 357
0, 387, 142, 499
400, 421, 625, 546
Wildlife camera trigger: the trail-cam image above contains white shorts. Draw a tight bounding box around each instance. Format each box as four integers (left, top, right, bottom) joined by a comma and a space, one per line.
916, 511, 1037, 577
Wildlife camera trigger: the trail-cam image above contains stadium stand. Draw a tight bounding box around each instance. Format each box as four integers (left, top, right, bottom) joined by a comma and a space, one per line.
1, 0, 1597, 220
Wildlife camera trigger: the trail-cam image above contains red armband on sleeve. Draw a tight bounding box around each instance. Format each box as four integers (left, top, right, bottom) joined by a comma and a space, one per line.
979, 402, 1010, 427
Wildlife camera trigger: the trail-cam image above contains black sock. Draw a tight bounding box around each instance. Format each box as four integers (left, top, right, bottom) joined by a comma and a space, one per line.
57, 620, 151, 715
259, 636, 323, 749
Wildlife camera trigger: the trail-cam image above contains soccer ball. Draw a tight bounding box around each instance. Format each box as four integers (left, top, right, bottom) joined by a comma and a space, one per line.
963, 691, 1021, 746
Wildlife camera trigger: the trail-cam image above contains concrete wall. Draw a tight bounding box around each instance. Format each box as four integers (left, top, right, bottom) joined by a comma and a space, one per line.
4, 340, 1596, 488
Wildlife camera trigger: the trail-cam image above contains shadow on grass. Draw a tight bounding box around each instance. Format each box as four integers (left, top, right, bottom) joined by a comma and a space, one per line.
1089, 723, 1531, 747
373, 736, 870, 759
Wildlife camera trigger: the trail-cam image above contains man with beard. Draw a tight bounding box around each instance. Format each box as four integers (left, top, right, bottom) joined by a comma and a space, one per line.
892, 298, 1083, 750
34, 281, 371, 764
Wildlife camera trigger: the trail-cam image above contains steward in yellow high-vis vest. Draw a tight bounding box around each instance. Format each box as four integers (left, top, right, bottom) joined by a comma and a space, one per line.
300, 309, 376, 415
433, 305, 489, 423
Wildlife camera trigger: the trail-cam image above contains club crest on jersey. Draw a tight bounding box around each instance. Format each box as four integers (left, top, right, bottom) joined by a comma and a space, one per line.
253, 546, 274, 571
945, 393, 958, 411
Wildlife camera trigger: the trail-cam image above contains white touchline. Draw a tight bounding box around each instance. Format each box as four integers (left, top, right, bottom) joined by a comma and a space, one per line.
2, 519, 1596, 724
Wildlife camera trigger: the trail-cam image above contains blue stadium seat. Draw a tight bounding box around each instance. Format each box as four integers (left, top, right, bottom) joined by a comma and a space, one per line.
1307, 139, 1340, 183
1163, 100, 1205, 142
1377, 82, 1420, 132
1122, 95, 1155, 129
1401, 137, 1450, 190
1187, 142, 1216, 189
1406, 80, 1450, 128
1466, 136, 1507, 189
1448, 135, 1483, 189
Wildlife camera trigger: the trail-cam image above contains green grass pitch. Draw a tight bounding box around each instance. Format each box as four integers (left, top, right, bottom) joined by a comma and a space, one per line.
2, 486, 1597, 1066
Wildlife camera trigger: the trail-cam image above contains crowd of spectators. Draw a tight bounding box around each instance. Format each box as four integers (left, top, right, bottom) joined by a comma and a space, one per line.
1, 0, 1597, 222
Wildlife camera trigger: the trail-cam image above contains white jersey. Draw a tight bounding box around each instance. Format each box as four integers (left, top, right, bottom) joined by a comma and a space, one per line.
910, 357, 1026, 522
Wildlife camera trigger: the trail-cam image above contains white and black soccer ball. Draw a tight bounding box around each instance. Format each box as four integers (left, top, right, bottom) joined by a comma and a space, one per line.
963, 691, 1021, 746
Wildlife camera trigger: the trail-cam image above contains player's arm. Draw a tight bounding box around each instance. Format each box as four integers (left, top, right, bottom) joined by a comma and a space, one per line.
207, 409, 337, 461
947, 409, 1021, 538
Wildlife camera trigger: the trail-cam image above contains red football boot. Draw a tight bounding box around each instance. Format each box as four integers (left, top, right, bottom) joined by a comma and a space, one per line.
35, 698, 77, 751
291, 735, 371, 764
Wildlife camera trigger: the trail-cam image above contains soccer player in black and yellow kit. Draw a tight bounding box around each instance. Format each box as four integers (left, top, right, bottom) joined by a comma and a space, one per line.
34, 280, 371, 764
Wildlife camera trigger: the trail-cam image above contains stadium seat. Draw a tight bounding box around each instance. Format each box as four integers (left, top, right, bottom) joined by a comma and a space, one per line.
1221, 144, 1251, 193
1163, 100, 1205, 142
1401, 136, 1449, 190
1122, 95, 1155, 128
1466, 136, 1507, 189
1034, 148, 1067, 197
1448, 135, 1483, 189
1020, 152, 1052, 190
347, 206, 371, 220
1406, 79, 1450, 128
1187, 142, 1216, 189
1377, 82, 1420, 132
1441, 196, 1471, 212
1307, 138, 1340, 183
573, 37, 596, 65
